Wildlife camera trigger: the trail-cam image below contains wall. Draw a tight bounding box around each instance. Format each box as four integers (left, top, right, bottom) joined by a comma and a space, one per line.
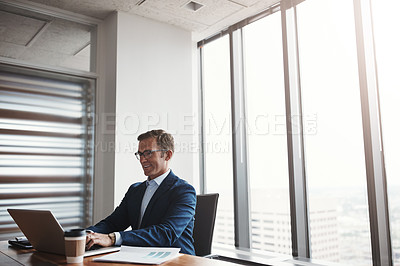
113, 12, 198, 206
92, 12, 117, 223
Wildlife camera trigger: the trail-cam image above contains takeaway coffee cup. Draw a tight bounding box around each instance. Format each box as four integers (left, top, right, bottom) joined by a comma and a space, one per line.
64, 229, 86, 263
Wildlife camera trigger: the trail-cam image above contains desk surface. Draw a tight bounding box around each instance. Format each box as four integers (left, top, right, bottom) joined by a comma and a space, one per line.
0, 241, 235, 266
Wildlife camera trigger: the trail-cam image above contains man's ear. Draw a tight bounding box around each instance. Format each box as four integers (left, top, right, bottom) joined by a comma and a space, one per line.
164, 150, 173, 161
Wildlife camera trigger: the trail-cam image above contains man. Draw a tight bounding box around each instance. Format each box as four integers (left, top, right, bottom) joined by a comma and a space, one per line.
86, 129, 196, 255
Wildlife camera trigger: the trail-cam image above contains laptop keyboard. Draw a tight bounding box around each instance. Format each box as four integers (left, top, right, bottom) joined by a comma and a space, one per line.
86, 244, 103, 251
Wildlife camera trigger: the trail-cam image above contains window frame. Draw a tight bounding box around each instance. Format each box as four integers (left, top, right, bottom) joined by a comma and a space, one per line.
199, 0, 393, 265
353, 0, 392, 264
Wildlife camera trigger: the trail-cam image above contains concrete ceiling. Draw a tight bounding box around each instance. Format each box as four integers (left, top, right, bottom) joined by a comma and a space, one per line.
0, 0, 278, 71
24, 0, 279, 40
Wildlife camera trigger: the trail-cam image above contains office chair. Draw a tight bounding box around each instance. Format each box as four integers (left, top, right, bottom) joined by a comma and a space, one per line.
193, 193, 219, 256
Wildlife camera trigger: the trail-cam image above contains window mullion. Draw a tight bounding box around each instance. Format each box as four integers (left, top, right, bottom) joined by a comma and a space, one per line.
229, 28, 251, 249
198, 46, 206, 194
353, 0, 392, 265
281, 0, 310, 258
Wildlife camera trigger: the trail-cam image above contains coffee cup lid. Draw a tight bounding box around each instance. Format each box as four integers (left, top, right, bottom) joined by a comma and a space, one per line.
64, 229, 86, 237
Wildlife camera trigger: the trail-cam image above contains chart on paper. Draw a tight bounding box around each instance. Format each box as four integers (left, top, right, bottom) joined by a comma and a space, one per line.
94, 246, 181, 264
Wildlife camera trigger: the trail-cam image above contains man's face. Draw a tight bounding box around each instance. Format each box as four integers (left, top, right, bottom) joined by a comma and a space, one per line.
137, 137, 170, 180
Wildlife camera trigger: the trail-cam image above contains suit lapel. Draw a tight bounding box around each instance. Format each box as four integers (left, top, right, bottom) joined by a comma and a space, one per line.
140, 172, 177, 227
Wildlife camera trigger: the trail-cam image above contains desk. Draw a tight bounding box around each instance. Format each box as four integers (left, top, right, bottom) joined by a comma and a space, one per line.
0, 241, 236, 266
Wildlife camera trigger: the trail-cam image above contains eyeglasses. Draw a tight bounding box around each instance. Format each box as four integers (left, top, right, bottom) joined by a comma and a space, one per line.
134, 149, 168, 160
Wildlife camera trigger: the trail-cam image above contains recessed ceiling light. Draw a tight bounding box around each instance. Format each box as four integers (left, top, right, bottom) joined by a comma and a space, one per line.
183, 1, 204, 12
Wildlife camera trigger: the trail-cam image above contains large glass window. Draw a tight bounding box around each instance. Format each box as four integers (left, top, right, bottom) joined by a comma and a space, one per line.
297, 0, 371, 265
371, 0, 400, 265
243, 12, 291, 254
200, 0, 396, 264
202, 35, 235, 246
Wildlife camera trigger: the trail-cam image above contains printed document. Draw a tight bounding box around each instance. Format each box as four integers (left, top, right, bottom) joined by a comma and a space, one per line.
93, 246, 181, 264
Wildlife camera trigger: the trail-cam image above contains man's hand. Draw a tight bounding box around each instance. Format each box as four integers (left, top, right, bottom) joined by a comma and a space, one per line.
85, 232, 113, 250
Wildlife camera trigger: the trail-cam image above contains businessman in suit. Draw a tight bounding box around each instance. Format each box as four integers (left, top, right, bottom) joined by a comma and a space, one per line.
86, 129, 196, 255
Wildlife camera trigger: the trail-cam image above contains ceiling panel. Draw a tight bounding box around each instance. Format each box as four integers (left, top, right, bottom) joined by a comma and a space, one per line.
0, 10, 47, 46
0, 2, 94, 71
18, 45, 67, 66
140, 0, 244, 26
133, 5, 209, 32
32, 19, 91, 55
0, 42, 26, 58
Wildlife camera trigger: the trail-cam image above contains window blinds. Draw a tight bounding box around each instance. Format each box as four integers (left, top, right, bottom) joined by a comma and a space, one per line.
0, 67, 94, 240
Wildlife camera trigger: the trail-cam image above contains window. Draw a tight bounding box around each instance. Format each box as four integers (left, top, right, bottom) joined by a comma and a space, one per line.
199, 0, 395, 264
201, 35, 235, 246
0, 65, 95, 240
296, 0, 371, 264
243, 11, 291, 254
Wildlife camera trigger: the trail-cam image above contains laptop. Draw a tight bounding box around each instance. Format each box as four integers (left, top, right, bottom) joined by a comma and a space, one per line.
7, 209, 121, 257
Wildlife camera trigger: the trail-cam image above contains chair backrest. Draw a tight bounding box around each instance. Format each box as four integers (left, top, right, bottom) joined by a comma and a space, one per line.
193, 193, 219, 256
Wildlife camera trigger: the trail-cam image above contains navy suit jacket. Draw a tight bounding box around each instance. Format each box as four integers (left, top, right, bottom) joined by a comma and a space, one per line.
87, 171, 196, 255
